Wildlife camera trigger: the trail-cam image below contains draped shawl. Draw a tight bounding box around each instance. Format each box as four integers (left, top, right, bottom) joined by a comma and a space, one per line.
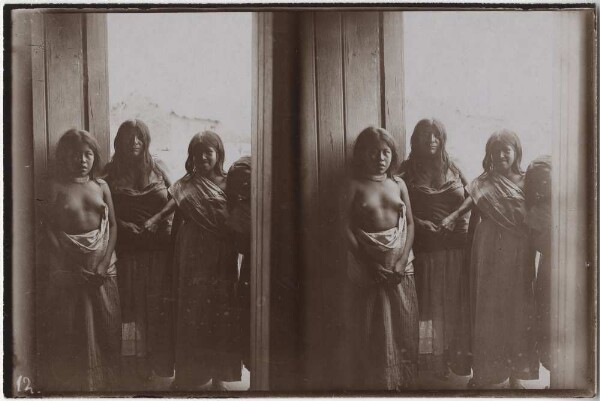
469, 171, 527, 237
55, 204, 117, 277
348, 199, 415, 285
169, 174, 229, 235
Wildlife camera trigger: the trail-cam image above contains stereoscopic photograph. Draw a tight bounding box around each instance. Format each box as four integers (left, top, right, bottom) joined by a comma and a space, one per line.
7, 3, 597, 397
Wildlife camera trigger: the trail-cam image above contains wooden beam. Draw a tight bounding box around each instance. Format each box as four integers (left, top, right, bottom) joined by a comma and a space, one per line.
382, 12, 406, 161
84, 14, 110, 165
550, 10, 595, 393
251, 11, 272, 391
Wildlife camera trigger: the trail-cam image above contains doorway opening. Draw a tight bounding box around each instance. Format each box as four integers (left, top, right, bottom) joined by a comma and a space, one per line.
107, 12, 253, 391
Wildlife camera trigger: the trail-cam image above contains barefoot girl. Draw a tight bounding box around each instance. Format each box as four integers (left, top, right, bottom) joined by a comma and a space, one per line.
144, 131, 241, 391
43, 129, 121, 391
343, 126, 419, 390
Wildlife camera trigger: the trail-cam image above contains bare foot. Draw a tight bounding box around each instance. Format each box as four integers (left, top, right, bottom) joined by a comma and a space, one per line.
509, 377, 525, 389
211, 379, 229, 391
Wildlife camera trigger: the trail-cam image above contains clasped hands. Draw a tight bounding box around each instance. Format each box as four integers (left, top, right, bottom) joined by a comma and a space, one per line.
422, 213, 458, 234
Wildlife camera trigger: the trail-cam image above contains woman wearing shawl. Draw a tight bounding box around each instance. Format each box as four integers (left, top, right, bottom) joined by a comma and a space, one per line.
42, 129, 121, 391
144, 131, 241, 391
524, 155, 552, 372
399, 119, 471, 378
342, 127, 419, 390
103, 120, 174, 381
451, 130, 538, 388
226, 156, 252, 370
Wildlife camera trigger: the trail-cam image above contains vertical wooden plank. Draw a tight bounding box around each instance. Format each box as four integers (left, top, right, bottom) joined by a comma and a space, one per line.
30, 10, 48, 389
382, 12, 406, 161
343, 11, 381, 161
11, 10, 36, 395
550, 10, 595, 392
84, 13, 110, 166
314, 11, 347, 390
298, 12, 324, 389
44, 13, 84, 163
250, 11, 272, 391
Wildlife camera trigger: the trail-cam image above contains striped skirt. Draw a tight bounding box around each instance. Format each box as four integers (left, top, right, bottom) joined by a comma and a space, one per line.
117, 250, 174, 378
348, 274, 419, 390
414, 248, 472, 376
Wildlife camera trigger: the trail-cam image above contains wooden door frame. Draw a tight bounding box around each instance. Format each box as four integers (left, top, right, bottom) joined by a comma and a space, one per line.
250, 11, 273, 391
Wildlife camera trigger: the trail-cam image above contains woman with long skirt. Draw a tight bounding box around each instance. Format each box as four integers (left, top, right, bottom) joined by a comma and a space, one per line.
42, 129, 121, 392
400, 119, 472, 378
452, 130, 538, 388
144, 131, 241, 391
104, 119, 174, 382
342, 126, 419, 390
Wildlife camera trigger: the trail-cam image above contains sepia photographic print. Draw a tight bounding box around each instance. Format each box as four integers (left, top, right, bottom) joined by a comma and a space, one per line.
6, 2, 598, 397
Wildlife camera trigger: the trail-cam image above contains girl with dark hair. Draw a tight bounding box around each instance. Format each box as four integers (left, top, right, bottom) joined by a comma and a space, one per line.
342, 126, 419, 390
451, 129, 538, 388
103, 119, 174, 382
399, 118, 472, 379
144, 131, 241, 391
42, 129, 121, 391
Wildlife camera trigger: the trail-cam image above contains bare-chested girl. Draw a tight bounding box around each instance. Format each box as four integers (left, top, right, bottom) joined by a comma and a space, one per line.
43, 129, 121, 392
342, 126, 419, 390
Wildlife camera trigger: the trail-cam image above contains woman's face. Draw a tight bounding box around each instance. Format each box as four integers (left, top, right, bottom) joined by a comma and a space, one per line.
120, 130, 144, 158
363, 141, 393, 175
68, 143, 95, 178
416, 130, 440, 157
130, 134, 144, 158
491, 143, 516, 174
194, 146, 218, 174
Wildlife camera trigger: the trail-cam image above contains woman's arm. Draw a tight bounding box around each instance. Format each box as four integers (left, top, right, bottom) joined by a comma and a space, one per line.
393, 179, 414, 274
144, 198, 177, 233
439, 196, 473, 232
98, 180, 117, 276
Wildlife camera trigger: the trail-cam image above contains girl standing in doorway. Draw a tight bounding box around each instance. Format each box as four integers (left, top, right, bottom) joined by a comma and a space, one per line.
104, 119, 174, 383
454, 130, 538, 388
144, 131, 241, 391
43, 129, 121, 391
342, 126, 419, 390
400, 119, 472, 379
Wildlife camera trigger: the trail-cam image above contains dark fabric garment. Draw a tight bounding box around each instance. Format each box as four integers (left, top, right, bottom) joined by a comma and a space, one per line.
524, 155, 552, 371
401, 160, 469, 253
400, 159, 471, 376
106, 164, 172, 252
106, 162, 174, 377
171, 221, 242, 388
414, 249, 472, 376
169, 174, 230, 237
469, 173, 538, 385
169, 175, 241, 389
118, 250, 174, 377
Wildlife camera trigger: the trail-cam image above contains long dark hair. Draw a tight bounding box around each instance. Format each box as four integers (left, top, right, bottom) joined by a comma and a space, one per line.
184, 131, 226, 177
406, 118, 456, 175
482, 129, 524, 175
105, 119, 160, 187
352, 126, 399, 178
55, 128, 102, 181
